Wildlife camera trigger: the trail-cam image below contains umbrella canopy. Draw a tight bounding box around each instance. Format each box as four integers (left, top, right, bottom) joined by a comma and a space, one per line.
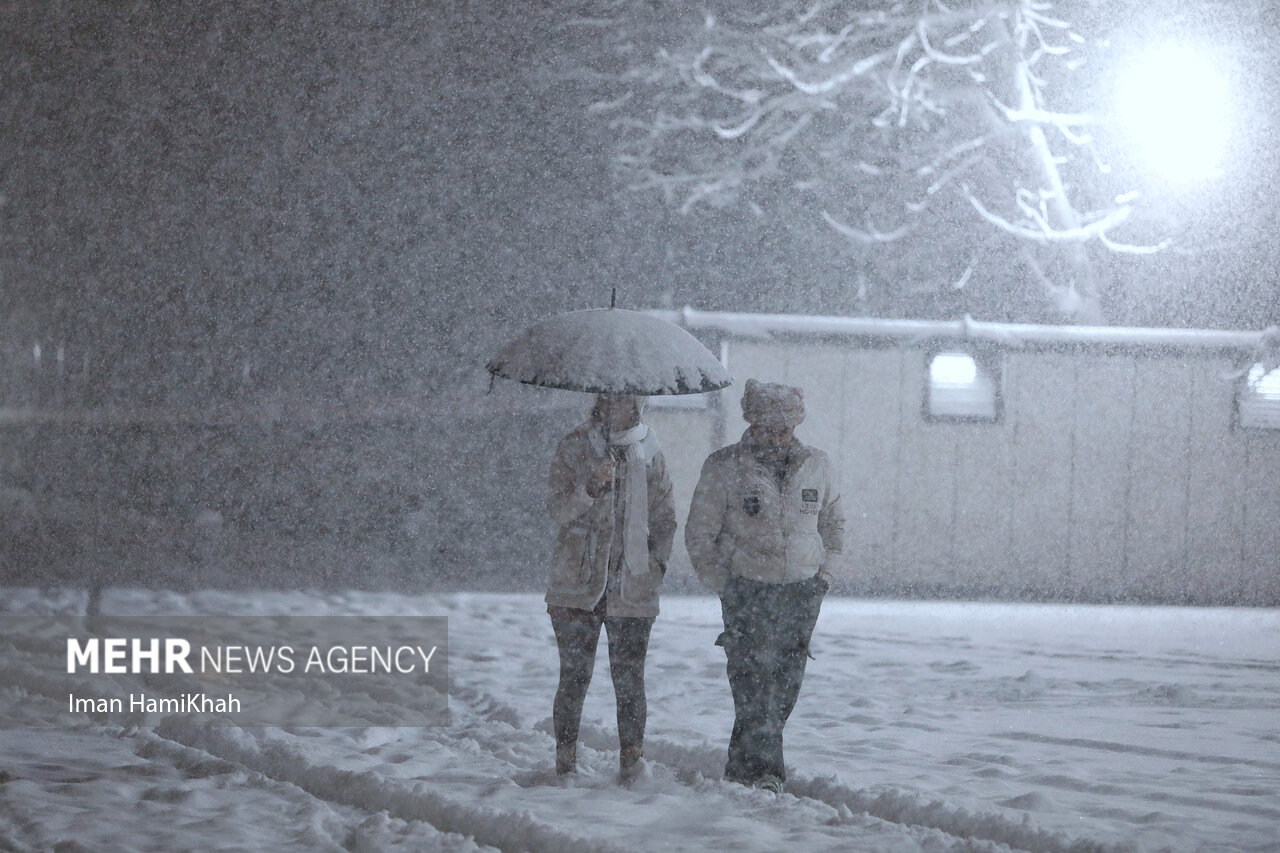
487, 308, 732, 396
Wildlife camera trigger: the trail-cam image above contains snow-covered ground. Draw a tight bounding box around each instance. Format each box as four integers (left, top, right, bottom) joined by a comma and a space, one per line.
1, 588, 1277, 852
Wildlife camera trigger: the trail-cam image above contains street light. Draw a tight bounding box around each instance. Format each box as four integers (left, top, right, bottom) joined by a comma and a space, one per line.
1114, 41, 1232, 185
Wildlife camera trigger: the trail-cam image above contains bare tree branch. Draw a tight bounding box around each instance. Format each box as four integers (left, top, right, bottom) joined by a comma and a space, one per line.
965, 184, 1132, 243
578, 0, 1174, 320
822, 209, 915, 244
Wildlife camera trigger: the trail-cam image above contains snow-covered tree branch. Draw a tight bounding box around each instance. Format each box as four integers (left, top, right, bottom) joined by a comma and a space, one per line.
576, 0, 1175, 321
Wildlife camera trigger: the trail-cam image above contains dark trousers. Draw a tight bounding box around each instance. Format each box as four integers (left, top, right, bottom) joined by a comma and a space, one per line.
719, 574, 825, 783
550, 600, 654, 753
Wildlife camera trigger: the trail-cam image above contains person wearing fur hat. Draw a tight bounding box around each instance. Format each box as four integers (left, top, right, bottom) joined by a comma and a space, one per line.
685, 379, 845, 793
546, 393, 676, 782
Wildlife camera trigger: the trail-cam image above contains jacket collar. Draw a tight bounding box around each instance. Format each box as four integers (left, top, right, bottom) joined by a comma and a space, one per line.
736, 429, 813, 476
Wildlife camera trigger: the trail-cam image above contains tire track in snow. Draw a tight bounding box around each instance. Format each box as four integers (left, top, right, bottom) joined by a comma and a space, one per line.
466, 674, 1133, 853
151, 722, 634, 853
6, 669, 619, 853
568, 720, 1130, 853
127, 728, 443, 853
997, 731, 1280, 773
786, 776, 1131, 853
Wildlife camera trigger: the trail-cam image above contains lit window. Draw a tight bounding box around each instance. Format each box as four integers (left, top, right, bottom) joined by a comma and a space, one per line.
925, 350, 1001, 422
1237, 362, 1280, 430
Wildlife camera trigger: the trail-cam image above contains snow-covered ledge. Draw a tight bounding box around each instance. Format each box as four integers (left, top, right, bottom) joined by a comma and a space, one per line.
647, 307, 1279, 352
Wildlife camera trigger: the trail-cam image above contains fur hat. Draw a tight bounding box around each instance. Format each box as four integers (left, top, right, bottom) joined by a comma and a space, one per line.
740, 379, 805, 427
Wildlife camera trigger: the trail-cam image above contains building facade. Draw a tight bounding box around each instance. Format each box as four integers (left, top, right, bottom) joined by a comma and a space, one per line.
647, 310, 1280, 605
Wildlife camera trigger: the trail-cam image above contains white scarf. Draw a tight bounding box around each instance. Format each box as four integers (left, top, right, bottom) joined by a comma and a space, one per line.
590, 422, 651, 579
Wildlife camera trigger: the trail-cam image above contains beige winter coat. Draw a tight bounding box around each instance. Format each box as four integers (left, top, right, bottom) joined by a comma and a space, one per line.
546, 421, 676, 617
685, 432, 844, 594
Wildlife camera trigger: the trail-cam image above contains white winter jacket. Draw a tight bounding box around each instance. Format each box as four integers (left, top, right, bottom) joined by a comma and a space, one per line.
685, 432, 844, 593
546, 421, 676, 617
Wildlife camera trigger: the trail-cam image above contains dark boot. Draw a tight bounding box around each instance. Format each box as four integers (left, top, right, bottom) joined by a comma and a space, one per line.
556, 743, 577, 775
619, 745, 644, 784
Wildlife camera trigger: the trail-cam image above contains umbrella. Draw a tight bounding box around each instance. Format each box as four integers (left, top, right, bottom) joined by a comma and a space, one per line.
486, 307, 732, 396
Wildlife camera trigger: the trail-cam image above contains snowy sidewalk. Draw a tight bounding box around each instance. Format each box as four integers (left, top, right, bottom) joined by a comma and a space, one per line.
1, 590, 1277, 852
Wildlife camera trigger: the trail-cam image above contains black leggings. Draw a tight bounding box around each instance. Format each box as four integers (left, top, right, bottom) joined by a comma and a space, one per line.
550, 603, 654, 753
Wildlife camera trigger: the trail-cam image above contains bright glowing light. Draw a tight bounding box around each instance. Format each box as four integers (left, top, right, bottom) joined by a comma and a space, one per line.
1115, 42, 1231, 183
1247, 363, 1280, 399
930, 352, 978, 386
1239, 363, 1280, 429
927, 352, 998, 420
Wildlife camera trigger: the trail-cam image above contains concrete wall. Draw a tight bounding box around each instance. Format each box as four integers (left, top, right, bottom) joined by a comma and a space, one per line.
648, 338, 1280, 604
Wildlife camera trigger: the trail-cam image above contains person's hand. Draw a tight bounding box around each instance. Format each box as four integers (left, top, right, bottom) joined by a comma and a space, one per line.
586, 459, 615, 498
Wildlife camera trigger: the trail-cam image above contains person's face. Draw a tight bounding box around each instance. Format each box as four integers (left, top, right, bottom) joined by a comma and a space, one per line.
751, 422, 796, 451
599, 396, 640, 432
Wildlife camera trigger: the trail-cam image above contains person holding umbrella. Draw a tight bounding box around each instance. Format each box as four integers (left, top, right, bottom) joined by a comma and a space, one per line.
487, 302, 730, 780
545, 393, 676, 781
685, 379, 845, 794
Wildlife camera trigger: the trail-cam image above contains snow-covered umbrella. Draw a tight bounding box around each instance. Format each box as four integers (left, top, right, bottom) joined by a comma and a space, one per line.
486, 305, 732, 396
